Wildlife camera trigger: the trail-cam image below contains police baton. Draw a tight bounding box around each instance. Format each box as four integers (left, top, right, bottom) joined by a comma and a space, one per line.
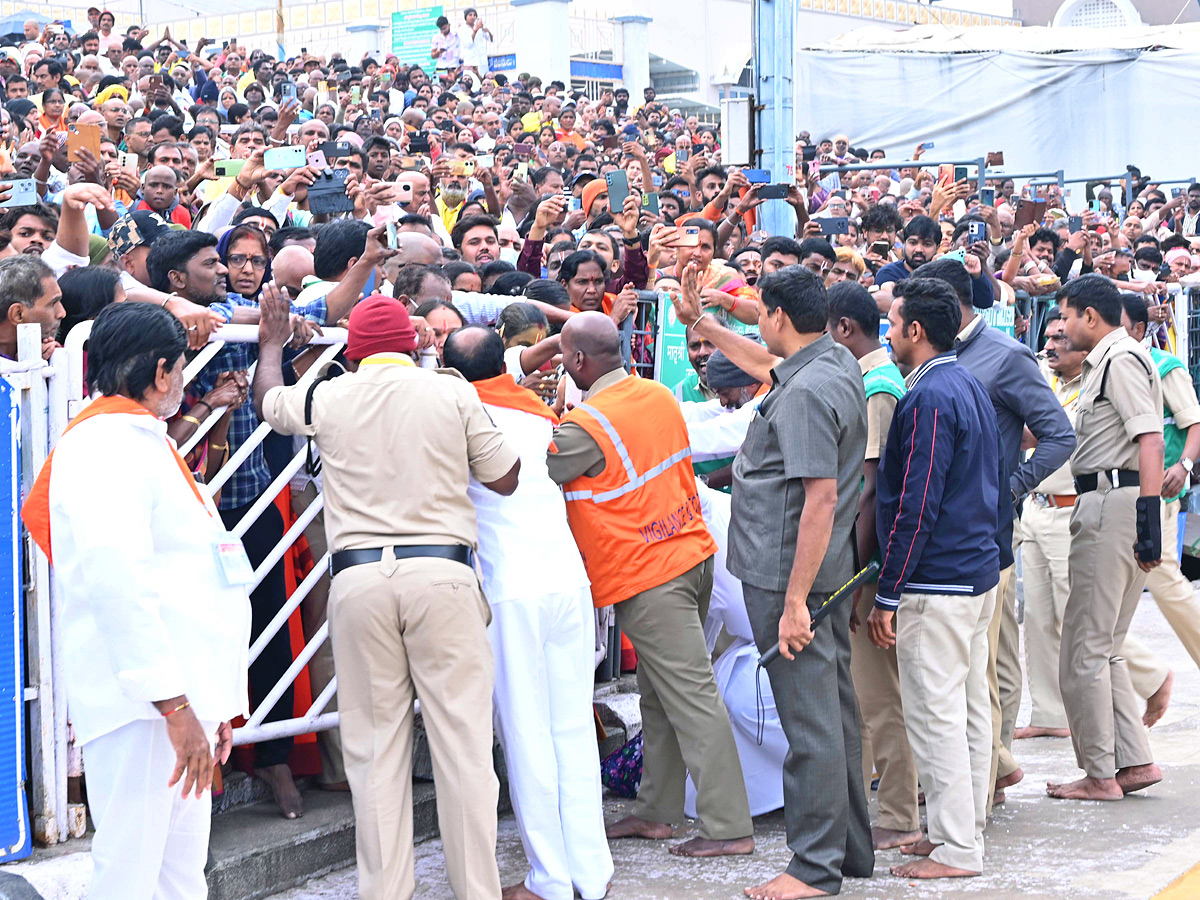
758, 561, 882, 667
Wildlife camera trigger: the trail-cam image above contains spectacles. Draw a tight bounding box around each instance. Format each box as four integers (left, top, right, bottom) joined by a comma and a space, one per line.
227, 253, 268, 270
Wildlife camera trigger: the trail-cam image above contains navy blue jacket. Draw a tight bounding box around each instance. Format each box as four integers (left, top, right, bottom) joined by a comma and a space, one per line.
876, 259, 995, 309
875, 352, 1001, 609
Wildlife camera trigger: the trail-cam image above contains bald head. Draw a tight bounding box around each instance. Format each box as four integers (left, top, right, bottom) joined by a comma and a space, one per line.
273, 245, 316, 298
561, 311, 623, 390
395, 232, 441, 266
443, 325, 505, 382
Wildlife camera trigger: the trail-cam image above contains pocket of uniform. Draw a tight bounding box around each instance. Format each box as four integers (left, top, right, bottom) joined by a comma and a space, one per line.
433, 579, 492, 626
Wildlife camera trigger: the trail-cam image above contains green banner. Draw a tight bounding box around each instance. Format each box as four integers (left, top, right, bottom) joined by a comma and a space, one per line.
655, 296, 690, 389
391, 6, 444, 66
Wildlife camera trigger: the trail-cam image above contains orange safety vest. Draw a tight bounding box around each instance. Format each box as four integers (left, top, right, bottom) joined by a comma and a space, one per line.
561, 376, 716, 608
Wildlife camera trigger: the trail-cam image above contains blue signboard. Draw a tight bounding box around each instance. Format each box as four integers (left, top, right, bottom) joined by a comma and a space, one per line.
0, 380, 29, 861
570, 59, 624, 80
488, 53, 516, 72
391, 7, 443, 67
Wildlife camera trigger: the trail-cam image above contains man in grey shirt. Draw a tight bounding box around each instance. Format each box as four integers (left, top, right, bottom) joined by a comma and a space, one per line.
724, 265, 874, 899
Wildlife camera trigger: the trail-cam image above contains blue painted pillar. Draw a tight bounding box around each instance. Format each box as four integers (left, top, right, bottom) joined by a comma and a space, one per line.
755, 0, 795, 238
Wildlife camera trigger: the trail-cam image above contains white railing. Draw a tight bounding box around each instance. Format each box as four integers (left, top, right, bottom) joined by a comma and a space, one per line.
61, 322, 349, 752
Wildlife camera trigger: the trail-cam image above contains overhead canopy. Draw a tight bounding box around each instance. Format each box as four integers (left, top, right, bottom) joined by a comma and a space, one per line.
805, 22, 1200, 53
794, 28, 1200, 195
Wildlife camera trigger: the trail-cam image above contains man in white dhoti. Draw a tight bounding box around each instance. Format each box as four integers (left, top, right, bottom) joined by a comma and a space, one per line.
23, 302, 251, 900
446, 326, 614, 900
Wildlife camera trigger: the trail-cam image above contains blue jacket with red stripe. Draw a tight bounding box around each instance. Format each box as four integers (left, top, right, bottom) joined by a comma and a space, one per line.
875, 352, 1001, 609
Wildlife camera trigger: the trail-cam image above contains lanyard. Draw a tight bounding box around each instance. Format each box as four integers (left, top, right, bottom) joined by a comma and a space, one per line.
359, 355, 415, 367
1051, 376, 1079, 408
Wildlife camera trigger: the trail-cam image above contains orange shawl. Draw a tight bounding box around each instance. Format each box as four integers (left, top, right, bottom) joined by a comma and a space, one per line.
571, 293, 615, 316
21, 395, 208, 564
472, 373, 559, 424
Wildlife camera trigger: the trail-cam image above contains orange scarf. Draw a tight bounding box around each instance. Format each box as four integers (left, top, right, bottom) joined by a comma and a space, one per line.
472, 374, 559, 424
22, 395, 209, 565
571, 293, 615, 316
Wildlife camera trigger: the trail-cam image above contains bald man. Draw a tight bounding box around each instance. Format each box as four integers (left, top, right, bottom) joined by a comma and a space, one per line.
273, 246, 316, 303
395, 171, 432, 217
547, 313, 754, 859
383, 233, 443, 296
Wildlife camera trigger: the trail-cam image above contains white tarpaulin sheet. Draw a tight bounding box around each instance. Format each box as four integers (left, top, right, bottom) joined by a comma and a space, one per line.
795, 29, 1200, 190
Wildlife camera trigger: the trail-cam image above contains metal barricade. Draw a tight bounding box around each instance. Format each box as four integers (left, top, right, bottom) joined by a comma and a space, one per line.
59, 323, 350, 756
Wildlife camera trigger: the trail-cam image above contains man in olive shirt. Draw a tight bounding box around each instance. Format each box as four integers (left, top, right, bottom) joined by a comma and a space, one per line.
253, 295, 521, 900
1050, 274, 1164, 802
725, 267, 873, 899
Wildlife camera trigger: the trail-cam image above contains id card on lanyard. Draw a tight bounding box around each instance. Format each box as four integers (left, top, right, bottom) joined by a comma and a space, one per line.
212, 533, 255, 586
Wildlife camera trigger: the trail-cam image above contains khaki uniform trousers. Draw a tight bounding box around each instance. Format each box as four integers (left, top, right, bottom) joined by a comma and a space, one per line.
616, 556, 753, 840
1060, 488, 1154, 779
897, 587, 996, 874
292, 483, 346, 785
849, 583, 919, 834
330, 554, 500, 900
1123, 498, 1200, 696
1019, 501, 1074, 729
986, 562, 1020, 810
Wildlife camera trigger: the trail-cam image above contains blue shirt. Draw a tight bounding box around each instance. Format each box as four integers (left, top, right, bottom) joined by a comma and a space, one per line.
876, 259, 995, 309
875, 352, 1001, 608
192, 292, 329, 510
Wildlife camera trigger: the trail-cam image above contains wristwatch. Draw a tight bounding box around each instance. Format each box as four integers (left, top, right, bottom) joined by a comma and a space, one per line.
1182, 457, 1194, 475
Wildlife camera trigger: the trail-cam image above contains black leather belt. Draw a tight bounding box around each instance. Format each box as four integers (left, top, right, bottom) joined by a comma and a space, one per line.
1074, 469, 1140, 494
329, 544, 474, 577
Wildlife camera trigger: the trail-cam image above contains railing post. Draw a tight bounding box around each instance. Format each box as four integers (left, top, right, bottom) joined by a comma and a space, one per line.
17, 324, 59, 846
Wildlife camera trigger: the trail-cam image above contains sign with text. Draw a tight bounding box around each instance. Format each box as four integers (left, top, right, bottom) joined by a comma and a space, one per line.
488, 53, 516, 72
391, 7, 443, 66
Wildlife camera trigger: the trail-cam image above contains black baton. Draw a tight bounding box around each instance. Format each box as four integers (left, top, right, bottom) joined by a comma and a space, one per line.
758, 560, 882, 667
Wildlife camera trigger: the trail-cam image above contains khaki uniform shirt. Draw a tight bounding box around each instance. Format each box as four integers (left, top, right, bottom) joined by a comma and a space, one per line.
546, 367, 628, 484
262, 356, 518, 552
1070, 327, 1162, 476
1161, 366, 1200, 433
860, 347, 899, 463
1033, 369, 1082, 496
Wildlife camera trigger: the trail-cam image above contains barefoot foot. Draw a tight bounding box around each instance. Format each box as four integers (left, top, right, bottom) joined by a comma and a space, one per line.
899, 838, 936, 857
890, 858, 980, 879
501, 883, 547, 900
744, 872, 829, 899
995, 767, 1024, 791
1116, 763, 1162, 795
670, 835, 755, 857
1014, 725, 1071, 739
1046, 776, 1123, 801
255, 764, 303, 819
605, 815, 672, 840
872, 826, 924, 851
1144, 671, 1173, 727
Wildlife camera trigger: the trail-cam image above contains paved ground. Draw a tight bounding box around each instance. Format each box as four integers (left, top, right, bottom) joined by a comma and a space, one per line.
271, 592, 1200, 900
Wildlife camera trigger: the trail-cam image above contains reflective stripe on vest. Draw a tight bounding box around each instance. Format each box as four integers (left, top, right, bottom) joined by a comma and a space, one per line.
563, 402, 694, 504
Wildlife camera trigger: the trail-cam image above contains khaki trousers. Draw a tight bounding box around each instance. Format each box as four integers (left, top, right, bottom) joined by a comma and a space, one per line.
1060, 488, 1153, 779
897, 588, 996, 874
1019, 501, 1074, 729
1129, 498, 1200, 683
292, 483, 346, 785
849, 583, 919, 833
617, 557, 753, 840
986, 563, 1020, 810
330, 555, 500, 900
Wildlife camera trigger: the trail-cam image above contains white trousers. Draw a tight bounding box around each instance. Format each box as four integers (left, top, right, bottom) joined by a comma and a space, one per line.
490, 587, 614, 900
83, 717, 218, 900
897, 588, 996, 874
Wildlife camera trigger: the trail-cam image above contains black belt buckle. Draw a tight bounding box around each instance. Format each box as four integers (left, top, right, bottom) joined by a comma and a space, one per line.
329, 544, 474, 577
1074, 469, 1139, 494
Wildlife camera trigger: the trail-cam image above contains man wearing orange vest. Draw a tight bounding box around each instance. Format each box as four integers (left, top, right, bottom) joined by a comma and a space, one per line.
546, 312, 755, 859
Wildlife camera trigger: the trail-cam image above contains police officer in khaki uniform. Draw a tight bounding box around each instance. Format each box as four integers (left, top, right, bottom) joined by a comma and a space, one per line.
252, 293, 521, 900
1049, 274, 1164, 802
1016, 309, 1081, 739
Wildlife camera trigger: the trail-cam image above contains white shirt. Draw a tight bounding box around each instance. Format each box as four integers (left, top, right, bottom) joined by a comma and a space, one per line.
50, 412, 251, 745
680, 395, 762, 461
457, 23, 490, 70
468, 404, 589, 603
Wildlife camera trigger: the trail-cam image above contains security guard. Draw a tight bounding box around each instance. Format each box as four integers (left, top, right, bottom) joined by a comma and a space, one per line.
252, 294, 521, 900
1050, 274, 1164, 802
1016, 308, 1081, 739
546, 311, 755, 859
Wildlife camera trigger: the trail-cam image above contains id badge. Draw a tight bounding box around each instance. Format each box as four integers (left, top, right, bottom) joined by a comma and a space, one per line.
213, 533, 255, 586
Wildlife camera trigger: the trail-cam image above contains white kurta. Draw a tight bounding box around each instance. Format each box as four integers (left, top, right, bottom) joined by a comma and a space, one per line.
685, 485, 787, 818
468, 403, 612, 900
49, 411, 252, 900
